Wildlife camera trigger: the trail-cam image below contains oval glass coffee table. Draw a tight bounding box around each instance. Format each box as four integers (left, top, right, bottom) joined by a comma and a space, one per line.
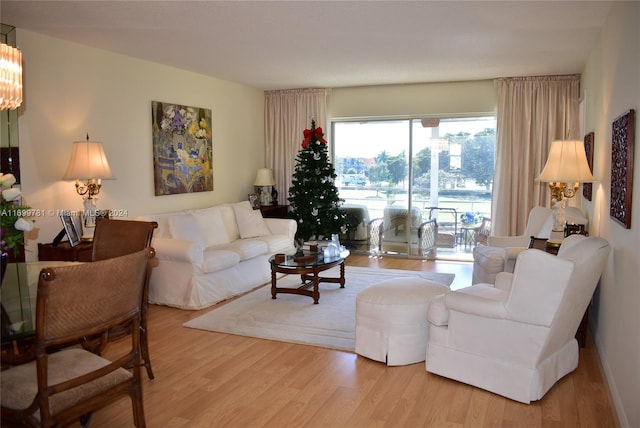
269, 249, 350, 304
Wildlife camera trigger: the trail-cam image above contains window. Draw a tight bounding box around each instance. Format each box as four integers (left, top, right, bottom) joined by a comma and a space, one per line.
332, 116, 495, 259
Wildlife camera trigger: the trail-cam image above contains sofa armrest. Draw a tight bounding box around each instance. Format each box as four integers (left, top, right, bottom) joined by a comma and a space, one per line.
445, 285, 509, 320
494, 271, 514, 292
264, 218, 297, 241
151, 237, 204, 266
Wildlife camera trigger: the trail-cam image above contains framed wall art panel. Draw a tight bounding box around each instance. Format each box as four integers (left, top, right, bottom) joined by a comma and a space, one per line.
609, 109, 635, 229
583, 132, 594, 201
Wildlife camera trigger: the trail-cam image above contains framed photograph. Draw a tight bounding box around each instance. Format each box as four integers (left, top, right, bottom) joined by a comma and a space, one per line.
610, 109, 635, 229
248, 193, 260, 209
583, 132, 594, 201
60, 213, 81, 247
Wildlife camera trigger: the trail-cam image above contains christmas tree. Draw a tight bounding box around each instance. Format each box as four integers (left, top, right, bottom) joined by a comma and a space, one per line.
288, 120, 350, 243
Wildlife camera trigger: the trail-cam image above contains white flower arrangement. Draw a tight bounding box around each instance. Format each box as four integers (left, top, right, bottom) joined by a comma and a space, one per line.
1, 172, 34, 255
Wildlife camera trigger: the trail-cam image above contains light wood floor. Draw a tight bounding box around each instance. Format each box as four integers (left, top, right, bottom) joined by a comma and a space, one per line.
92, 255, 617, 427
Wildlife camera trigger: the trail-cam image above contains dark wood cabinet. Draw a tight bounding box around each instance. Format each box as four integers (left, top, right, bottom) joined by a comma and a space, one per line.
259, 204, 289, 218
38, 241, 93, 262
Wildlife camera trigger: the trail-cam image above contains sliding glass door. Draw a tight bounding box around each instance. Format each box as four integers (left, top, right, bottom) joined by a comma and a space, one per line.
333, 116, 495, 259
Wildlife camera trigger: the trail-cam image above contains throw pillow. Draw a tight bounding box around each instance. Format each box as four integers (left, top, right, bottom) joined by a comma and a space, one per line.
232, 201, 270, 239
168, 213, 204, 244
191, 207, 230, 247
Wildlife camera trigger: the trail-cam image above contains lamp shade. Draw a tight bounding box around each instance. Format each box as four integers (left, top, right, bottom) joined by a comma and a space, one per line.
63, 139, 114, 180
0, 42, 23, 110
536, 140, 595, 183
253, 168, 276, 186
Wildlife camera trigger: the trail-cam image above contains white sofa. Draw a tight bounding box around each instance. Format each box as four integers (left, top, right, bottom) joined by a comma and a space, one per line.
136, 201, 296, 310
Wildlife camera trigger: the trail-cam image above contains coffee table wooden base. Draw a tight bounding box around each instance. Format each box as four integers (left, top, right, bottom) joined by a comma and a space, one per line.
271, 259, 345, 304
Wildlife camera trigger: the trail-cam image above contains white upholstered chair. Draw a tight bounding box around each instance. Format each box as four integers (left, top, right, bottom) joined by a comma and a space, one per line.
485, 206, 554, 271
426, 235, 610, 403
369, 206, 423, 256
472, 206, 554, 284
472, 206, 590, 284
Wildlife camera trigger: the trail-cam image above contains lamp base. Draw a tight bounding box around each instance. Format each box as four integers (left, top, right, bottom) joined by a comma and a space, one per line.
259, 187, 271, 206
549, 229, 565, 241
551, 197, 567, 232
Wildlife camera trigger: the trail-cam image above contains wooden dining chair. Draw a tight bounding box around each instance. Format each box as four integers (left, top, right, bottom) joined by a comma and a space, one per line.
90, 218, 158, 380
0, 249, 152, 427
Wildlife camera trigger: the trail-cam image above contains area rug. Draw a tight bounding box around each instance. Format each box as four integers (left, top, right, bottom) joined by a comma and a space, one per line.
183, 266, 454, 352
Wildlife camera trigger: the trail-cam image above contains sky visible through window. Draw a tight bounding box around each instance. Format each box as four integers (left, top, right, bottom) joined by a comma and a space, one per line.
333, 117, 496, 159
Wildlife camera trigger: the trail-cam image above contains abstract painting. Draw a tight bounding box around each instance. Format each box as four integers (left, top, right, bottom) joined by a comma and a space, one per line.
152, 101, 213, 196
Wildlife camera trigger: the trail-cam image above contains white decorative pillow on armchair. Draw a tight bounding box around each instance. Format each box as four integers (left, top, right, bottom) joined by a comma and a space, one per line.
232, 201, 271, 239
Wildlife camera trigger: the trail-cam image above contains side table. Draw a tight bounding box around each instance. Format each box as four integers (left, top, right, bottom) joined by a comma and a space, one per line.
38, 241, 94, 262
545, 239, 562, 255
259, 204, 289, 218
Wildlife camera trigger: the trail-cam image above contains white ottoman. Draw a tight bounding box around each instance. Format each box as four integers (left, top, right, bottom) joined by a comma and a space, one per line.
472, 245, 506, 284
355, 277, 449, 366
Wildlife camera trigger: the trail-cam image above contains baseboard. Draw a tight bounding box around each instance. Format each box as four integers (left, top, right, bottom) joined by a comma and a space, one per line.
590, 320, 628, 427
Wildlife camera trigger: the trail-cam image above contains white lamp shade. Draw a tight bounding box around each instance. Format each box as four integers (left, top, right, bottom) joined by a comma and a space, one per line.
253, 168, 276, 186
536, 140, 595, 183
63, 140, 114, 180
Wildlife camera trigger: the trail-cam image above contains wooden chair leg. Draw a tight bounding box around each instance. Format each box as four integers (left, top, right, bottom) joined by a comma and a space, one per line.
131, 385, 146, 428
141, 325, 154, 380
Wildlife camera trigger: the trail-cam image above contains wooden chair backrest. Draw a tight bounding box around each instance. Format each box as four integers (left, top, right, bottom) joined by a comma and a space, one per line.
92, 218, 157, 261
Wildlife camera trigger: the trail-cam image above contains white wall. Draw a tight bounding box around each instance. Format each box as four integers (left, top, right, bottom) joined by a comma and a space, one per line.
14, 31, 265, 261
581, 2, 640, 427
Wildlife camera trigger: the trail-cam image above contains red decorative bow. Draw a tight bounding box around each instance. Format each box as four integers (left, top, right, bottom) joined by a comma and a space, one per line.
302, 127, 327, 148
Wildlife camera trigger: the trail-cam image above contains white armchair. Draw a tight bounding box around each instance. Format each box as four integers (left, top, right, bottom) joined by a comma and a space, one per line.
427, 235, 611, 403
472, 206, 554, 284
485, 206, 554, 271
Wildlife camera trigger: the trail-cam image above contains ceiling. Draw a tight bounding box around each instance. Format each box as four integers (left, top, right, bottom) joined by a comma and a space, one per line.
2, 1, 613, 90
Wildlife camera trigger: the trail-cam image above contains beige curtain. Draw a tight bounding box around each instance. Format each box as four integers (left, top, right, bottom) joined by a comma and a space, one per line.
264, 88, 329, 205
492, 75, 580, 236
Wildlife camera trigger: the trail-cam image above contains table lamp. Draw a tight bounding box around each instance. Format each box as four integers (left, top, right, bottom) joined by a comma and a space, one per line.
254, 168, 276, 207
536, 140, 595, 231
62, 134, 114, 239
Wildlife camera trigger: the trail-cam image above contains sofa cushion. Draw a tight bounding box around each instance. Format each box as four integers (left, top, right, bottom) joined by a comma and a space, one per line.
202, 249, 241, 274
220, 205, 240, 241
232, 201, 271, 239
168, 213, 204, 244
255, 234, 292, 254
218, 239, 269, 261
191, 206, 230, 247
